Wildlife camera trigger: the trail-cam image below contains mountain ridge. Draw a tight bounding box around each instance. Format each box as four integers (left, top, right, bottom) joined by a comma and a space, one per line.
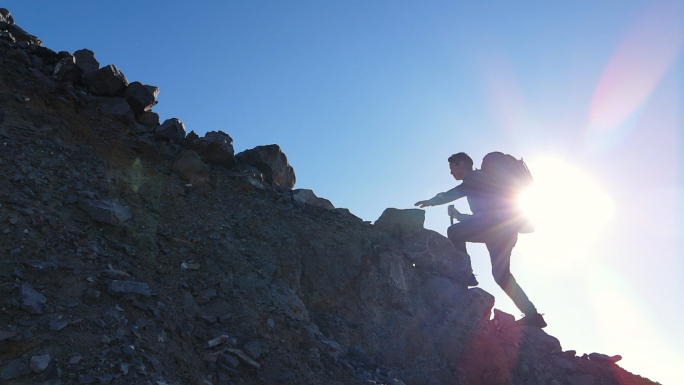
0, 9, 660, 385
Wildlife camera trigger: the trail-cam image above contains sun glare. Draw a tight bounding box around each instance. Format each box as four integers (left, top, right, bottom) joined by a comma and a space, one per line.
516, 158, 615, 259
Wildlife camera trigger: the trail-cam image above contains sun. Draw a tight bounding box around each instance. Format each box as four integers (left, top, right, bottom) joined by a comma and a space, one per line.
516, 158, 615, 259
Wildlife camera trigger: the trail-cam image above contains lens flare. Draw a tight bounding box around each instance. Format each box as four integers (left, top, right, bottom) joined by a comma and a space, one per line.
585, 2, 683, 152
516, 158, 615, 261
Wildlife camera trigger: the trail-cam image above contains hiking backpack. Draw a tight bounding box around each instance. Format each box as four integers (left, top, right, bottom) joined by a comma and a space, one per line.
480, 152, 533, 193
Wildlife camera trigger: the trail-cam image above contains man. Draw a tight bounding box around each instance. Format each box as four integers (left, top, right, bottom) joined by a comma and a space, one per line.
415, 152, 546, 328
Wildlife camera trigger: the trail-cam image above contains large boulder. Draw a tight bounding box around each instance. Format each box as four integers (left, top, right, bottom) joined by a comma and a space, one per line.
73, 49, 99, 74
235, 144, 295, 188
188, 131, 236, 168
90, 96, 135, 124
374, 208, 425, 235
173, 150, 209, 186
52, 55, 80, 83
293, 189, 334, 210
155, 118, 186, 145
84, 64, 129, 96
125, 81, 159, 116
137, 111, 160, 129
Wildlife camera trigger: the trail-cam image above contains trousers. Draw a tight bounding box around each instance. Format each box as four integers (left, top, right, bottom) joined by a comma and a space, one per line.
447, 216, 538, 316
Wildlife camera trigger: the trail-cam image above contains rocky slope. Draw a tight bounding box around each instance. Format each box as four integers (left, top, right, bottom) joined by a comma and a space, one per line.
0, 9, 660, 385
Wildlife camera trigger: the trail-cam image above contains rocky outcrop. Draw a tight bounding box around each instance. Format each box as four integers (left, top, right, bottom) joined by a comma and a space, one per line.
83, 64, 129, 96
125, 81, 159, 116
236, 144, 296, 188
188, 130, 237, 168
293, 188, 335, 210
154, 117, 186, 145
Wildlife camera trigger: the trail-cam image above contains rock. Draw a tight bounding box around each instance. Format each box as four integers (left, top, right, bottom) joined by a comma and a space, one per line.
49, 318, 69, 331
30, 354, 51, 373
30, 45, 58, 64
73, 49, 99, 74
1, 22, 42, 45
236, 144, 296, 188
588, 352, 622, 363
137, 111, 160, 128
84, 64, 129, 96
78, 199, 132, 226
1, 359, 31, 380
21, 283, 47, 314
0, 8, 14, 24
107, 280, 151, 297
206, 335, 230, 349
225, 348, 261, 368
217, 353, 239, 371
243, 340, 262, 359
135, 135, 161, 160
374, 208, 425, 235
158, 140, 180, 158
125, 81, 159, 116
87, 96, 135, 124
172, 150, 209, 186
53, 55, 80, 83
188, 131, 236, 168
155, 118, 186, 145
293, 189, 335, 210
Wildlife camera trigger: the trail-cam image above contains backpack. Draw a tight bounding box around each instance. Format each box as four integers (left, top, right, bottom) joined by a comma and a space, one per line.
480, 152, 533, 192
480, 152, 535, 233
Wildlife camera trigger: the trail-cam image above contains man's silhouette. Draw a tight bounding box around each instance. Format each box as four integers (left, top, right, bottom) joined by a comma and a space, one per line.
415, 152, 546, 328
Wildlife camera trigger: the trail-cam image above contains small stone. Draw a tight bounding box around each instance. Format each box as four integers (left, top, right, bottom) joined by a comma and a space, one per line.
21, 283, 46, 315
225, 348, 261, 368
243, 340, 262, 360
49, 318, 69, 331
206, 334, 230, 349
69, 355, 83, 365
217, 353, 240, 371
30, 354, 51, 373
267, 318, 275, 328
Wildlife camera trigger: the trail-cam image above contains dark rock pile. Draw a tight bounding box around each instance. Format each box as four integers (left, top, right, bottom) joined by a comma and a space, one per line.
0, 9, 660, 385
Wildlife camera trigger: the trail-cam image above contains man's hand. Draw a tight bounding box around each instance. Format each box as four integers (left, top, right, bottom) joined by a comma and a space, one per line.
415, 200, 432, 208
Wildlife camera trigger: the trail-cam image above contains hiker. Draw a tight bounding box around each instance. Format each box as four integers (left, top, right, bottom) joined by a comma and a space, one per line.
414, 152, 546, 328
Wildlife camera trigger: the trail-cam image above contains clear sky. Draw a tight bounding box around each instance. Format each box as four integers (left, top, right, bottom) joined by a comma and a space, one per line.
6, 1, 683, 383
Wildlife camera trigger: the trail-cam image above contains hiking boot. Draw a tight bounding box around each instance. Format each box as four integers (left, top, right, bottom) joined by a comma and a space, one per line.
516, 313, 547, 328
467, 274, 479, 287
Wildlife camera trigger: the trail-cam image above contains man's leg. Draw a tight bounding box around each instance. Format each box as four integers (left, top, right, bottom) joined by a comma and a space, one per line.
447, 218, 491, 286
447, 217, 491, 253
486, 232, 539, 316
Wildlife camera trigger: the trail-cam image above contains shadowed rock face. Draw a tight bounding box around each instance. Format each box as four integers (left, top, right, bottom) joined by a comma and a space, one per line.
0, 9, 659, 385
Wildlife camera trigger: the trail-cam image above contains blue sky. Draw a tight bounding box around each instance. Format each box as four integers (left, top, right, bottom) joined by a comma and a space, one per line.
6, 1, 683, 383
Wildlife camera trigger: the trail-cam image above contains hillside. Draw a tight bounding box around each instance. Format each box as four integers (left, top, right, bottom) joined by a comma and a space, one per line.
0, 9, 660, 385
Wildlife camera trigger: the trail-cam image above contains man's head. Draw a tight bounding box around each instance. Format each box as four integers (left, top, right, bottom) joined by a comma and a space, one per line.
448, 152, 473, 181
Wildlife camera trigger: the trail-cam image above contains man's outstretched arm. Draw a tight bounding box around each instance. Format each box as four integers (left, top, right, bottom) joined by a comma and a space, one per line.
415, 186, 466, 207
